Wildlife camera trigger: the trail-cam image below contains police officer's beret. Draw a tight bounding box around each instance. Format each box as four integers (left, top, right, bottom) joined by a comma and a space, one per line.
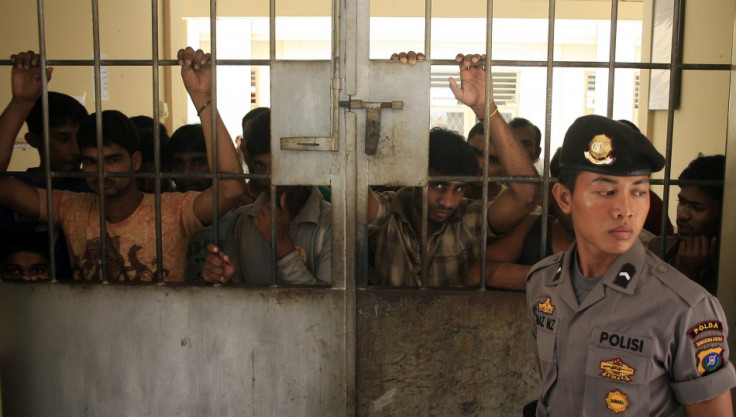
559, 115, 665, 176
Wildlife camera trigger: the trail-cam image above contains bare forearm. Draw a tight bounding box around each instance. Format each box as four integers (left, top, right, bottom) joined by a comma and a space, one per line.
486, 261, 530, 290
0, 98, 35, 171
487, 109, 539, 190
197, 105, 246, 209
198, 107, 243, 174
485, 109, 540, 233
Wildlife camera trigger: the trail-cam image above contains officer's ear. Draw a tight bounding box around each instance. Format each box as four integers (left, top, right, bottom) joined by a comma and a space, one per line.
552, 182, 572, 215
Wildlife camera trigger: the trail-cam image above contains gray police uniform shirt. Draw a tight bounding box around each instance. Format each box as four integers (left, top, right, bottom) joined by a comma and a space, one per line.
224, 187, 332, 285
526, 239, 736, 416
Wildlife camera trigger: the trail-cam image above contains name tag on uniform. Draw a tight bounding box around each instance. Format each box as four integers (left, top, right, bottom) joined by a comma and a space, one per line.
590, 326, 653, 356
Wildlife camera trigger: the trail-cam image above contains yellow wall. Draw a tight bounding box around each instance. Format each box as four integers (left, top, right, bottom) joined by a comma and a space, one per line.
1, 0, 733, 205
643, 0, 734, 222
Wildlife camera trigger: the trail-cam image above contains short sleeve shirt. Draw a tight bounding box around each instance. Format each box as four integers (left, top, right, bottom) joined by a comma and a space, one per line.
526, 240, 736, 416
223, 187, 332, 285
368, 187, 490, 287
39, 190, 203, 282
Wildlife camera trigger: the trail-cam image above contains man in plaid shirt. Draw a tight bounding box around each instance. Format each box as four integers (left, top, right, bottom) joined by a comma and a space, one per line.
368, 53, 540, 287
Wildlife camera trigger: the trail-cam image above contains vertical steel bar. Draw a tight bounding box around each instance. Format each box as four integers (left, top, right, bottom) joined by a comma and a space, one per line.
36, 0, 58, 281
479, 0, 495, 289
209, 0, 221, 259
271, 185, 278, 284
660, 0, 685, 259
420, 186, 428, 288
151, 0, 165, 283
268, 0, 277, 285
606, 0, 619, 118
330, 0, 342, 178
539, 0, 557, 259
91, 0, 109, 282
270, 0, 276, 60
424, 0, 431, 59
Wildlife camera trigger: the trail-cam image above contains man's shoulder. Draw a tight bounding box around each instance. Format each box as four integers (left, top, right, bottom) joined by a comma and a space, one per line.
642, 249, 707, 307
527, 251, 565, 284
158, 190, 201, 208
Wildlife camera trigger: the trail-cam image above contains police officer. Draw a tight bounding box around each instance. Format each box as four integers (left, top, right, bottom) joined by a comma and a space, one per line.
526, 115, 736, 416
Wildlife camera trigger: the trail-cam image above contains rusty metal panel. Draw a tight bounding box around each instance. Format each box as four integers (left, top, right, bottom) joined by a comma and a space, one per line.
0, 284, 347, 416
363, 60, 430, 187
271, 61, 334, 185
356, 290, 539, 416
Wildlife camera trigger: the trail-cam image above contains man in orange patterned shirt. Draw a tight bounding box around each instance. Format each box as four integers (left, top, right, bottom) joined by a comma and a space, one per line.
0, 48, 245, 281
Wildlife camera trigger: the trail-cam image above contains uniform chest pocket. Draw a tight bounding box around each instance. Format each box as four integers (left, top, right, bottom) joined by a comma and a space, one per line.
583, 328, 653, 416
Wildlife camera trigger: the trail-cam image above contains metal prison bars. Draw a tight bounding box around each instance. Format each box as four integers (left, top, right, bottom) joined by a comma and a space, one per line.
391, 0, 729, 289
0, 0, 729, 286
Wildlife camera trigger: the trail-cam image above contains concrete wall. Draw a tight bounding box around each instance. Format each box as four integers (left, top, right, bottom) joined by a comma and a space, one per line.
357, 290, 537, 416
0, 284, 348, 416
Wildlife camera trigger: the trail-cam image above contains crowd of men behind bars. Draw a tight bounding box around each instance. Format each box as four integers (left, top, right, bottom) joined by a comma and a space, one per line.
0, 49, 723, 294
1, 47, 734, 414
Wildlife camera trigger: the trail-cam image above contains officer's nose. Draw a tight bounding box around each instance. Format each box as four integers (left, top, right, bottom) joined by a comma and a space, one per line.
613, 193, 634, 219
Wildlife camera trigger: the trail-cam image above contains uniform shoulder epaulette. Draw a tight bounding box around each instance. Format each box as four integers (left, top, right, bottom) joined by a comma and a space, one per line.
648, 255, 705, 307
527, 252, 564, 282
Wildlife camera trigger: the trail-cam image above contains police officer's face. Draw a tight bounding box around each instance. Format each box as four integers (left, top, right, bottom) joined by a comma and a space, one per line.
676, 185, 721, 238
553, 172, 650, 259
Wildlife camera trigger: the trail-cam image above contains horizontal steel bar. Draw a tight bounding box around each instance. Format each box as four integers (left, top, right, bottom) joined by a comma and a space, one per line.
0, 59, 273, 66
0, 59, 729, 71
426, 59, 731, 71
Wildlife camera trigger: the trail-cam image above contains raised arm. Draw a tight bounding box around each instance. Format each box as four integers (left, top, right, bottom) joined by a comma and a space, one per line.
450, 53, 540, 235
177, 47, 246, 225
0, 51, 45, 219
0, 51, 51, 170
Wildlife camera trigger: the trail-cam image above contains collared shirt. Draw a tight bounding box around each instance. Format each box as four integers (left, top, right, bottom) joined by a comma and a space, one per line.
526, 240, 736, 416
369, 187, 491, 287
224, 187, 331, 285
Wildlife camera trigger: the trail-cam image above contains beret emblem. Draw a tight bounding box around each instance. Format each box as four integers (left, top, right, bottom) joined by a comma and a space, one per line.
584, 134, 616, 166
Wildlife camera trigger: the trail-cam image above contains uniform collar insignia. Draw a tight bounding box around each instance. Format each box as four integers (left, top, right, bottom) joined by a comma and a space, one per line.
584, 134, 616, 166
552, 256, 564, 282
612, 263, 636, 289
